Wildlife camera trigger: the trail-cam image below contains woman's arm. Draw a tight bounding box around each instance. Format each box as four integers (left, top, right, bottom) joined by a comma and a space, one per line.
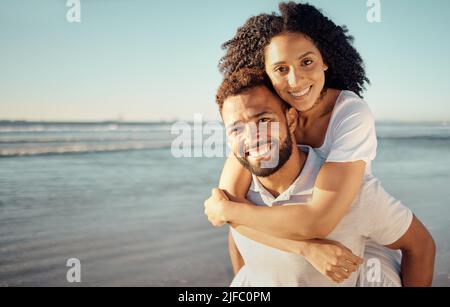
219, 153, 252, 200
206, 154, 366, 240
230, 222, 363, 283
218, 184, 364, 283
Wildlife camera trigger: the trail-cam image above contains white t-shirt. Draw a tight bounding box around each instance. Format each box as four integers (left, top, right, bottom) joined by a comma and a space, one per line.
230, 146, 412, 287
315, 90, 377, 175
313, 91, 402, 286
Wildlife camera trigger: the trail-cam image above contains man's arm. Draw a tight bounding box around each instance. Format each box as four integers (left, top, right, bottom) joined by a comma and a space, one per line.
385, 215, 436, 287
228, 231, 244, 275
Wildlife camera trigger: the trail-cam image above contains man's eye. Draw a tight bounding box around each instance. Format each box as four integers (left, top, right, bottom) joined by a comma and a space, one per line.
229, 127, 242, 135
259, 118, 271, 123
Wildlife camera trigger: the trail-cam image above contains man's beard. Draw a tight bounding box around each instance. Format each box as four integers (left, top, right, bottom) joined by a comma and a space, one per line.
235, 132, 293, 178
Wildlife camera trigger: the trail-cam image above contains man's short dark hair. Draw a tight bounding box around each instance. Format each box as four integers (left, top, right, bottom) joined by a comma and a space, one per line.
216, 68, 287, 113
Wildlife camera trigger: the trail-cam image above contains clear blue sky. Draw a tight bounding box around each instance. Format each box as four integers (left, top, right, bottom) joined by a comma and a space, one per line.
1, 0, 449, 122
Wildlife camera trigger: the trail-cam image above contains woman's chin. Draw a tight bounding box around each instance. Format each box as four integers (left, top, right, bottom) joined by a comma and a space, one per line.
280, 88, 324, 112
288, 100, 315, 112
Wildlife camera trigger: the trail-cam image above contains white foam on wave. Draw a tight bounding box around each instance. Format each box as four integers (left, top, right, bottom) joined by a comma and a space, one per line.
0, 142, 173, 157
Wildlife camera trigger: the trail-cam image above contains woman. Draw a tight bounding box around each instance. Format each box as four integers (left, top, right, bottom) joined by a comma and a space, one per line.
205, 2, 404, 286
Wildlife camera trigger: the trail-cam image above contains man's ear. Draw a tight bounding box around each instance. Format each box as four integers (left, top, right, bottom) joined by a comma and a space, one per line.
285, 108, 298, 134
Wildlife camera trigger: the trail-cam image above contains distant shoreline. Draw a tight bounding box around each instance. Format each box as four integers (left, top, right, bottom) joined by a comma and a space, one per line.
0, 119, 448, 126
0, 120, 178, 126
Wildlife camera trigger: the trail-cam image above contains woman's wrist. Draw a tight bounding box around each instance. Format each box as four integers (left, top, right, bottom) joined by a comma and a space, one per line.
224, 200, 252, 225
223, 201, 239, 223
296, 241, 309, 257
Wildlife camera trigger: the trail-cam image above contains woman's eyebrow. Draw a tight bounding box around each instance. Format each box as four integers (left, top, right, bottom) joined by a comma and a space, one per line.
297, 51, 315, 60
271, 51, 315, 66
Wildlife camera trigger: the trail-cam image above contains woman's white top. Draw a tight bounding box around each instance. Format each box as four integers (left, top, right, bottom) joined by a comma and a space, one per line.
315, 91, 402, 286
315, 90, 377, 175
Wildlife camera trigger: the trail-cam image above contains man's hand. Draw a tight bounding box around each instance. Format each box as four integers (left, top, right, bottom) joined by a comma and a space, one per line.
204, 188, 230, 227
302, 239, 364, 284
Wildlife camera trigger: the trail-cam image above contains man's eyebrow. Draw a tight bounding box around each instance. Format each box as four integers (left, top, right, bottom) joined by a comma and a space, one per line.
271, 51, 315, 66
229, 112, 273, 128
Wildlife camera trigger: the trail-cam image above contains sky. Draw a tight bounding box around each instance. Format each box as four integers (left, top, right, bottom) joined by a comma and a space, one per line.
0, 0, 449, 122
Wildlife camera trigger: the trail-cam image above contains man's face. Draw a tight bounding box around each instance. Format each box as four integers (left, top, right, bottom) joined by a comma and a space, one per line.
222, 86, 293, 177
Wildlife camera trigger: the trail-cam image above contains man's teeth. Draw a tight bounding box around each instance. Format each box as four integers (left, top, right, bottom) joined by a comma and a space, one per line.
248, 143, 271, 157
290, 86, 311, 97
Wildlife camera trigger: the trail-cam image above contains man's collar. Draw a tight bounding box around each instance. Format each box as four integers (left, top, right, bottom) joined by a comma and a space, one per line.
249, 145, 322, 204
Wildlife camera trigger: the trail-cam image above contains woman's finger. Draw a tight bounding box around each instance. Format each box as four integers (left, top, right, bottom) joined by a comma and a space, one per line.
327, 272, 341, 284
338, 258, 357, 273
332, 272, 344, 283
336, 266, 352, 279
343, 250, 364, 265
332, 267, 349, 280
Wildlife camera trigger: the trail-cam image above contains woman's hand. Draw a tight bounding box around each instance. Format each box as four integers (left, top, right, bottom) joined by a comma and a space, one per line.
204, 188, 230, 227
301, 239, 364, 283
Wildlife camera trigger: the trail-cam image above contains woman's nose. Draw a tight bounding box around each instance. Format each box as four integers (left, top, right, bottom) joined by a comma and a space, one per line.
288, 69, 301, 88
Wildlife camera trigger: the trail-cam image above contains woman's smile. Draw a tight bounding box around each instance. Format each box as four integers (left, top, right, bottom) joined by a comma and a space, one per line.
288, 85, 313, 100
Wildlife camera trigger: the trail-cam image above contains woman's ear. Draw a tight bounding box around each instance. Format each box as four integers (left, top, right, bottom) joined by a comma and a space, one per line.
285, 108, 298, 134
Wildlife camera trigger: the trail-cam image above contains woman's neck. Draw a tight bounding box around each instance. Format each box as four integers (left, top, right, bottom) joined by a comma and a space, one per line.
298, 88, 341, 122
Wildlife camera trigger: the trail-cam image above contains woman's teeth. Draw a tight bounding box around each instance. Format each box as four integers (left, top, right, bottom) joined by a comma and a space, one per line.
290, 86, 311, 98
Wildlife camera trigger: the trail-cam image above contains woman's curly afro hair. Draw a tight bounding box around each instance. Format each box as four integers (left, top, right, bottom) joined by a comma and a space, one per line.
219, 1, 370, 97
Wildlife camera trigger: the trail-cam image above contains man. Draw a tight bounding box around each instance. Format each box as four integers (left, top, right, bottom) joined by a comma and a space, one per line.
205, 68, 436, 287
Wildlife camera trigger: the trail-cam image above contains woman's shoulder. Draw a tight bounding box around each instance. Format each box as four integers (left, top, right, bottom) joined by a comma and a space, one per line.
331, 90, 375, 128
321, 90, 378, 165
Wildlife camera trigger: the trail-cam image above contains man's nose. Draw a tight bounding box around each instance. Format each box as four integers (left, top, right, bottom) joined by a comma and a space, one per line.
244, 124, 260, 144
243, 123, 270, 147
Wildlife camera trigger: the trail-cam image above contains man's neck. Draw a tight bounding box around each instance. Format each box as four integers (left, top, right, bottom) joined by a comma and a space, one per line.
257, 146, 307, 198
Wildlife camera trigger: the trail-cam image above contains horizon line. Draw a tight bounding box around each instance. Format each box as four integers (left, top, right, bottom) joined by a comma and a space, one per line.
0, 119, 449, 125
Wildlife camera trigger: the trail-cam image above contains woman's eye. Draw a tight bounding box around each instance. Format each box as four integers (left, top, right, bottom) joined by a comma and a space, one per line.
275, 66, 288, 74
303, 59, 313, 66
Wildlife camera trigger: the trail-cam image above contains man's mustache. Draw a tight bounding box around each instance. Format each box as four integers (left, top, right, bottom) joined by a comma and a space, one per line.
236, 139, 278, 158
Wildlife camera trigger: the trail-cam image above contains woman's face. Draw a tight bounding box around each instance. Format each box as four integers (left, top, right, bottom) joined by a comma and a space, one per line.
264, 32, 328, 112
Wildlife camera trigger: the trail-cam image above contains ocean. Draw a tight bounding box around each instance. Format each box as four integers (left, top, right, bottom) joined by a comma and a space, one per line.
0, 121, 449, 286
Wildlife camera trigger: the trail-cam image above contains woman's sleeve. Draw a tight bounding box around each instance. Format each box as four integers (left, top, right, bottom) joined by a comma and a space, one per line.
326, 101, 377, 163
